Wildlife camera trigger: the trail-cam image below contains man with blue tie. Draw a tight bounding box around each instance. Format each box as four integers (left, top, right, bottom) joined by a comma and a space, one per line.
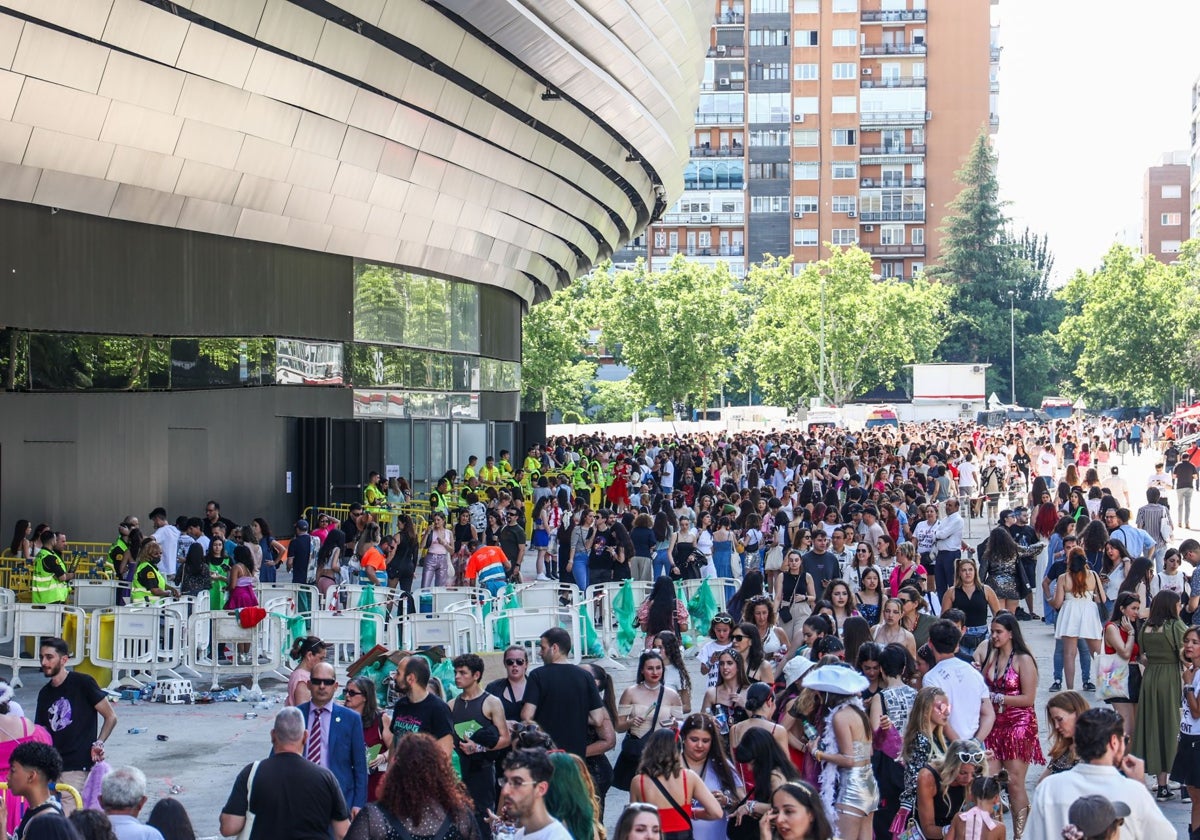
299, 662, 368, 818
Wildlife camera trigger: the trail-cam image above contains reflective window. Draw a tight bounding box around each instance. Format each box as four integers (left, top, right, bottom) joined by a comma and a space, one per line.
353, 262, 480, 354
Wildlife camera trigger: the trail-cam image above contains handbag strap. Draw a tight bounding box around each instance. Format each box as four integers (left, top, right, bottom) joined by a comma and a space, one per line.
647, 772, 693, 827
649, 682, 666, 730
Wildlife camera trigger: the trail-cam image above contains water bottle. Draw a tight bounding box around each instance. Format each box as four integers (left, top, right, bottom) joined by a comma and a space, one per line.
493, 819, 518, 840
127, 727, 148, 734
713, 705, 729, 735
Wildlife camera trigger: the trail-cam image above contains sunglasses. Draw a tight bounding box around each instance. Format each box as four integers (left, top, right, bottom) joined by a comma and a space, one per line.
505, 659, 527, 667
310, 678, 337, 687
731, 634, 749, 641
343, 689, 363, 698
957, 750, 986, 764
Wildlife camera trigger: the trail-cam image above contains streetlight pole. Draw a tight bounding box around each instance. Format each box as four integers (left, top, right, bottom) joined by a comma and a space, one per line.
1008, 290, 1015, 405
819, 274, 827, 404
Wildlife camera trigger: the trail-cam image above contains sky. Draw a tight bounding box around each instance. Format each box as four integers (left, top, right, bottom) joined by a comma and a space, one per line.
994, 0, 1200, 283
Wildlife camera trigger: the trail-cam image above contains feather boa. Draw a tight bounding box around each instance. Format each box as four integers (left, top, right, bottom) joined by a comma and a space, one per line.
818, 695, 866, 835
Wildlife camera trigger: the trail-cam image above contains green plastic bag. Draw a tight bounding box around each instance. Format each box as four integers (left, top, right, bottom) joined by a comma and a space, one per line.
614, 579, 637, 656
358, 585, 387, 651
578, 604, 604, 658
487, 585, 520, 649
270, 612, 309, 658
686, 580, 718, 643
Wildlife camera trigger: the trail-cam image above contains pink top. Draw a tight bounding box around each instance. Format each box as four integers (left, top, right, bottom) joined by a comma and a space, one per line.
889, 563, 927, 597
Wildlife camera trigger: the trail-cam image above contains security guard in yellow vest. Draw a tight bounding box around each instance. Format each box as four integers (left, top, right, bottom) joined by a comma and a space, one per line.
430, 478, 451, 516
479, 456, 500, 484
131, 541, 179, 603
463, 455, 479, 481
32, 531, 72, 604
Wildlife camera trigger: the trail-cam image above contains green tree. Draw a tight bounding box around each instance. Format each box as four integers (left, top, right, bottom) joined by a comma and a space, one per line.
589, 378, 644, 422
520, 283, 593, 414
597, 256, 742, 415
928, 131, 1050, 401
1057, 244, 1192, 405
740, 247, 950, 406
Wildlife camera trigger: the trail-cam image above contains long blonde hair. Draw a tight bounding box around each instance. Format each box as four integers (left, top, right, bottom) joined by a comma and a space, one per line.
902, 686, 948, 763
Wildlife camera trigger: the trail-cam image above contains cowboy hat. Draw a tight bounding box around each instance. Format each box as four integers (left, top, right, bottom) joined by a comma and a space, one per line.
802, 663, 868, 695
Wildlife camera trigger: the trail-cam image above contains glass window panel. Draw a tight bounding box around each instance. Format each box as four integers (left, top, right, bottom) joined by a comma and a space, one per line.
275, 339, 344, 385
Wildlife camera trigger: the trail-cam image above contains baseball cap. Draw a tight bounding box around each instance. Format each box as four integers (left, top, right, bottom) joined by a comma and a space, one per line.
295, 518, 309, 531
1067, 796, 1129, 837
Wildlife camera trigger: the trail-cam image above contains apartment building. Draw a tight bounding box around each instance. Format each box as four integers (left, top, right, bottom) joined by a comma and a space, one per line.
1191, 74, 1200, 241
1143, 151, 1192, 263
628, 0, 995, 280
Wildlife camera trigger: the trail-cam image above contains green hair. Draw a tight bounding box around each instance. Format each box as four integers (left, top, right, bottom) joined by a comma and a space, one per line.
544, 751, 597, 840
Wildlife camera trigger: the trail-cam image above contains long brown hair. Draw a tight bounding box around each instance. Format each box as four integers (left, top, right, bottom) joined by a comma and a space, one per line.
1045, 690, 1089, 762
1066, 547, 1090, 597
378, 733, 475, 830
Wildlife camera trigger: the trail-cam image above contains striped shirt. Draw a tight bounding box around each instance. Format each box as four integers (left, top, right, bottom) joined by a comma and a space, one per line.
1135, 503, 1172, 544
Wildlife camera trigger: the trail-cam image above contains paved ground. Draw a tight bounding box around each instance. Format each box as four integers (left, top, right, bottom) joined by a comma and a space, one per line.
8, 443, 1195, 838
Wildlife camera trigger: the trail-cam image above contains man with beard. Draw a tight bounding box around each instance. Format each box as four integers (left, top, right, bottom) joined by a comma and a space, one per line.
1006, 507, 1041, 620
35, 637, 118, 807
388, 655, 454, 759
498, 748, 571, 839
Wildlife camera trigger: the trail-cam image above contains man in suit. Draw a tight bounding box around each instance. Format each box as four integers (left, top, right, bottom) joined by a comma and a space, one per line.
298, 661, 368, 818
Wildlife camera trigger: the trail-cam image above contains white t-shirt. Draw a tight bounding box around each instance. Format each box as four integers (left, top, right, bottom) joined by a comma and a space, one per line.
1183, 670, 1200, 737
1036, 450, 1057, 478
517, 818, 574, 839
957, 461, 977, 489
153, 524, 181, 576
922, 656, 989, 740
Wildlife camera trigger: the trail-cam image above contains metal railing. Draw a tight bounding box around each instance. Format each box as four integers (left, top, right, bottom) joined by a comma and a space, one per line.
861, 9, 928, 22
861, 77, 927, 88
694, 111, 746, 125
706, 45, 746, 58
715, 12, 745, 24
990, 46, 1001, 61
860, 43, 927, 56
860, 110, 929, 124
861, 177, 926, 188
863, 243, 927, 256
860, 144, 927, 155
689, 145, 744, 158
651, 247, 745, 258
659, 212, 746, 225
859, 210, 927, 222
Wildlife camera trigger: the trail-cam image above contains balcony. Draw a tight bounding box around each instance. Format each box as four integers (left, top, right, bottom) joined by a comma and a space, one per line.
694, 111, 746, 125
861, 43, 927, 56
651, 247, 746, 258
659, 212, 746, 226
863, 243, 926, 257
860, 110, 929, 126
860, 144, 927, 156
715, 11, 745, 25
861, 177, 926, 188
706, 45, 746, 58
861, 76, 927, 89
690, 144, 744, 158
861, 9, 928, 22
990, 45, 1001, 61
859, 211, 926, 222
989, 113, 1000, 127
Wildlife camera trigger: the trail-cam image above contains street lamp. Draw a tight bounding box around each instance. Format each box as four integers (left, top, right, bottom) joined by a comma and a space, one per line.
1007, 290, 1015, 405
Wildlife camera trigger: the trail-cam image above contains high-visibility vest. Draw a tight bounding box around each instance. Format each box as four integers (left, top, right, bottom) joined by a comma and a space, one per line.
32, 549, 68, 604
107, 538, 127, 572
430, 491, 448, 514
131, 561, 166, 603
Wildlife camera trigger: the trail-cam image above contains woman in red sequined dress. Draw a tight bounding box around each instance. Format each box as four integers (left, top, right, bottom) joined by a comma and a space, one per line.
980, 612, 1044, 840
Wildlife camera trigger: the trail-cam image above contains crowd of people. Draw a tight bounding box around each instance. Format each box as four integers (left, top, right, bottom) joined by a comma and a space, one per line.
6, 414, 1200, 840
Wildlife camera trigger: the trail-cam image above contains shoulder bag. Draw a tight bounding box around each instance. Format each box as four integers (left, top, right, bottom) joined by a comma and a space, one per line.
236, 761, 261, 840
1095, 625, 1130, 701
613, 683, 665, 791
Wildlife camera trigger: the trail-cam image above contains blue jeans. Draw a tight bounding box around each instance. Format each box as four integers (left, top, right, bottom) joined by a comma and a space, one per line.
934, 550, 960, 600
1053, 636, 1092, 682
572, 550, 589, 592
653, 549, 671, 580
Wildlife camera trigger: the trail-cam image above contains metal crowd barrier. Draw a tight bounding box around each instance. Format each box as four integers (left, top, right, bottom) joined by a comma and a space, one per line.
0, 604, 87, 687
186, 610, 286, 693
394, 611, 481, 658
484, 605, 584, 664
88, 603, 188, 690
307, 610, 386, 678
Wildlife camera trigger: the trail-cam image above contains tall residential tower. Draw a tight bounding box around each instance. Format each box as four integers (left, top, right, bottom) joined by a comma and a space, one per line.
637, 0, 996, 279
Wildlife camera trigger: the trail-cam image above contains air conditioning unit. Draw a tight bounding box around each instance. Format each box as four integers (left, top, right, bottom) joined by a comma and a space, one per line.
847, 210, 857, 218
794, 211, 804, 219
863, 225, 875, 232
716, 44, 727, 55
718, 78, 730, 88
862, 67, 873, 75
926, 111, 933, 120
699, 214, 711, 223
972, 365, 984, 373
961, 402, 973, 411
793, 113, 805, 122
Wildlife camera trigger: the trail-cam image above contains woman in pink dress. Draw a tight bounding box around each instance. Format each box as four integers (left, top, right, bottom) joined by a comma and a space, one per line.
0, 680, 52, 834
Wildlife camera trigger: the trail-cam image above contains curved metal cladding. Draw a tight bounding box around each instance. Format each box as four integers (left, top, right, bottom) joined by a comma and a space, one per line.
0, 0, 708, 304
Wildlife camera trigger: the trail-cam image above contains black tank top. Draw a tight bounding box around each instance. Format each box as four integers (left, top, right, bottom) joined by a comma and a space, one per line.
452, 692, 492, 772
952, 585, 988, 626
781, 571, 807, 602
